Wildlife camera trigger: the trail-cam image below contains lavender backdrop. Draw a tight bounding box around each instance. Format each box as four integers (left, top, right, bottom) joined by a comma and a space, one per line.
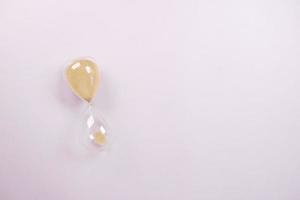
0, 0, 299, 199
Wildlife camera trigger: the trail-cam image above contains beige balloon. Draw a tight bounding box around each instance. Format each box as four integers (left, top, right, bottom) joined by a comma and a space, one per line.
65, 59, 100, 102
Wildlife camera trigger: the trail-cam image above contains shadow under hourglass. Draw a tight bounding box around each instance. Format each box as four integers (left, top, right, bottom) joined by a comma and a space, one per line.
57, 70, 82, 109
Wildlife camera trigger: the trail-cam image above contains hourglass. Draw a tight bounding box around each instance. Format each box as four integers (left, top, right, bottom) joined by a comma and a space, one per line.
65, 58, 108, 150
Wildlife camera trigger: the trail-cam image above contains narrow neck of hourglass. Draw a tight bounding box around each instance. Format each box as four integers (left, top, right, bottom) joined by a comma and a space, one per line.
84, 101, 94, 116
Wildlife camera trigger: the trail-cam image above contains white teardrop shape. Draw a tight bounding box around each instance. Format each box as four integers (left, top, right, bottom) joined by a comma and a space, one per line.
79, 104, 109, 151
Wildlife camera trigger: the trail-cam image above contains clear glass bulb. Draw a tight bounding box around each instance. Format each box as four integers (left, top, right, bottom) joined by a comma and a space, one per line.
78, 103, 109, 152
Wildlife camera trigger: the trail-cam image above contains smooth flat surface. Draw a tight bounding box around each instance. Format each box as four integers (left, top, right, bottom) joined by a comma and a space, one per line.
0, 0, 300, 199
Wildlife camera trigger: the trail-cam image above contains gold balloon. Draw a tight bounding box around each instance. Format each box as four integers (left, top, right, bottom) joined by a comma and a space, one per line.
65, 59, 100, 102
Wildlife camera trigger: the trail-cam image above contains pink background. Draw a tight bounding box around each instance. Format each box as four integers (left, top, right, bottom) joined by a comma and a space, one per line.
1, 0, 300, 199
